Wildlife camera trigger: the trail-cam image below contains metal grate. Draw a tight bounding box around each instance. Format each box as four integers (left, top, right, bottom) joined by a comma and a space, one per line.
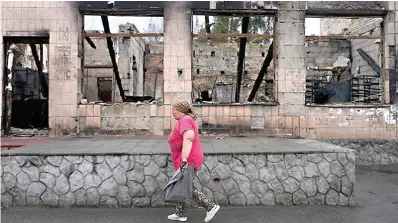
351, 75, 382, 103
306, 74, 381, 104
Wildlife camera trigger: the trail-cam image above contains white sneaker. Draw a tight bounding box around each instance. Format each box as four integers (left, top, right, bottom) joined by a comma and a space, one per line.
204, 205, 220, 222
167, 213, 188, 222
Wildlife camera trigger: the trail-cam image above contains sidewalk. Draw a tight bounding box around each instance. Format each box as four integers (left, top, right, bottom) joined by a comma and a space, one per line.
2, 165, 398, 223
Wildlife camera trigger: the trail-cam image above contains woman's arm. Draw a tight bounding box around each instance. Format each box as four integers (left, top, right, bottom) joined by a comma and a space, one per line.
181, 129, 195, 162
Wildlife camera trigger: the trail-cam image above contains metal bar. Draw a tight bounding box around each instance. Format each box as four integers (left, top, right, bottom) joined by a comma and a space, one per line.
193, 33, 273, 38
39, 44, 43, 98
305, 35, 381, 40
80, 8, 164, 17
101, 16, 125, 101
235, 17, 249, 103
84, 64, 114, 69
29, 44, 48, 98
248, 42, 274, 102
85, 33, 164, 38
193, 9, 277, 16
357, 48, 381, 76
305, 9, 388, 17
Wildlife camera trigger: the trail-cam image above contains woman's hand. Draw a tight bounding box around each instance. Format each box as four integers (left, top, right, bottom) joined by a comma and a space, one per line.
181, 159, 188, 168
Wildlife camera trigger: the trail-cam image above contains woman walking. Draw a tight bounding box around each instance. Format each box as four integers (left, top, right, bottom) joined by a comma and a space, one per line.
167, 99, 220, 222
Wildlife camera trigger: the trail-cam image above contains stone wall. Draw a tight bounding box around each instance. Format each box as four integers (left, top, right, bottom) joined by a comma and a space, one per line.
1, 151, 355, 207
325, 139, 398, 165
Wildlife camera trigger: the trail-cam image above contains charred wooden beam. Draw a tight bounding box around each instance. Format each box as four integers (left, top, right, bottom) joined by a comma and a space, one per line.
194, 33, 273, 39
39, 44, 44, 97
248, 42, 274, 102
101, 16, 125, 101
235, 17, 250, 103
4, 36, 49, 44
80, 8, 164, 17
306, 9, 387, 17
84, 64, 113, 69
85, 33, 163, 38
305, 35, 381, 40
357, 48, 381, 76
4, 49, 14, 135
84, 34, 97, 49
29, 44, 48, 98
205, 15, 211, 34
193, 9, 277, 16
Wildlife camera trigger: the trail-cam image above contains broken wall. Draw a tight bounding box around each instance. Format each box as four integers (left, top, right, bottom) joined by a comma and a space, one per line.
84, 38, 113, 102
320, 18, 383, 77
318, 1, 397, 103
78, 103, 164, 136
306, 39, 351, 70
83, 35, 145, 102
76, 1, 396, 139
351, 28, 381, 78
144, 42, 163, 99
307, 1, 384, 10
192, 42, 274, 103
117, 23, 146, 97
1, 1, 83, 137
1, 1, 397, 139
320, 18, 383, 36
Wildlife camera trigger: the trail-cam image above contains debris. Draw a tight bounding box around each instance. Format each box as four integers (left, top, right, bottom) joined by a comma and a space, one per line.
333, 56, 350, 68
257, 94, 275, 103
81, 99, 88, 104
10, 127, 49, 137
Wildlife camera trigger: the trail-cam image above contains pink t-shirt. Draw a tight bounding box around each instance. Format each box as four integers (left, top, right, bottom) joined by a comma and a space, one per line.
168, 115, 204, 170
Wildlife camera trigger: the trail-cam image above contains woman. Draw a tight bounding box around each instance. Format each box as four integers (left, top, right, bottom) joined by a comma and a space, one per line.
167, 99, 220, 222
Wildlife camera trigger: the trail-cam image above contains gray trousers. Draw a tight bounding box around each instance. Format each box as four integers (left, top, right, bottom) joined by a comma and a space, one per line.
175, 169, 216, 216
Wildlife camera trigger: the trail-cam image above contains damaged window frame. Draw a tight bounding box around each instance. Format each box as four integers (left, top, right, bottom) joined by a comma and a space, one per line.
80, 7, 164, 105
304, 9, 389, 107
2, 36, 50, 136
191, 9, 278, 106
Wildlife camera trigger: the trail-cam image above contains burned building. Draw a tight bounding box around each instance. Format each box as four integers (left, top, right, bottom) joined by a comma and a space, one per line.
1, 1, 397, 139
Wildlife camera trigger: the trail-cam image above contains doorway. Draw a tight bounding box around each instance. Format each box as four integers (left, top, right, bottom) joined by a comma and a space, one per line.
2, 36, 50, 136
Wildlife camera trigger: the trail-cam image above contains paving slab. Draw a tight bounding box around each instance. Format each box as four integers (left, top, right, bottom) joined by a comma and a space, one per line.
0, 136, 351, 156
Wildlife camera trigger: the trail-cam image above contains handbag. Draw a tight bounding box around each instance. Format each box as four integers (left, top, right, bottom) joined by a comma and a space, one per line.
163, 165, 194, 203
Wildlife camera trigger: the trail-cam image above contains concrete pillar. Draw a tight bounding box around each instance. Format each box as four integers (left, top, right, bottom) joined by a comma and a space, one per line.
383, 1, 398, 104
163, 2, 192, 104
274, 2, 307, 115
0, 1, 82, 136
47, 2, 82, 136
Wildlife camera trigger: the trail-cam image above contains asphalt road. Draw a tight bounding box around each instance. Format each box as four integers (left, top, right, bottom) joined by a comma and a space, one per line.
2, 164, 398, 223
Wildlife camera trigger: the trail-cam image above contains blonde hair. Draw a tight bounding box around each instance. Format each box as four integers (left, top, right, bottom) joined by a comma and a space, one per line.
172, 99, 197, 120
